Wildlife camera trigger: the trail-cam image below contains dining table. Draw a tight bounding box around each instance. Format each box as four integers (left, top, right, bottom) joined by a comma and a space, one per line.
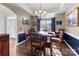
30, 31, 56, 56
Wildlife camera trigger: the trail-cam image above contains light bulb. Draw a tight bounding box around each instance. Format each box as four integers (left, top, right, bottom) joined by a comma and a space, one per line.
34, 11, 38, 14
43, 11, 47, 14
39, 10, 42, 14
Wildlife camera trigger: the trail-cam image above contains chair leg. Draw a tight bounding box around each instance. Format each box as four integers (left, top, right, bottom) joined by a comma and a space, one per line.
50, 42, 53, 56
60, 41, 63, 52
43, 47, 45, 56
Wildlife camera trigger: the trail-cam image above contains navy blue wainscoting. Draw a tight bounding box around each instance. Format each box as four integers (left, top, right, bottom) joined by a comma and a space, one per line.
64, 33, 79, 54
18, 33, 26, 43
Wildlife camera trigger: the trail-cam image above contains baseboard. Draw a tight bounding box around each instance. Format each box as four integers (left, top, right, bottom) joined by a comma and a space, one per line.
17, 40, 26, 45
64, 40, 78, 56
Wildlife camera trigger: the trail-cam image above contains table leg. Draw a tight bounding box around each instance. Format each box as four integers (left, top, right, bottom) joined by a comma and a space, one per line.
50, 37, 53, 56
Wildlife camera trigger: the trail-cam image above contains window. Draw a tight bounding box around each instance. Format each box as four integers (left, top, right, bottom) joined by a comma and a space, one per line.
40, 19, 51, 32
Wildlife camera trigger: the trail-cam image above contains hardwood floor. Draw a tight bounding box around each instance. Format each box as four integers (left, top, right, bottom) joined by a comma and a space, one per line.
10, 38, 17, 56
10, 38, 76, 56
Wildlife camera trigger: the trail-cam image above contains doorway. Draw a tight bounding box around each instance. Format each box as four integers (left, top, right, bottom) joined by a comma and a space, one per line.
6, 16, 17, 55
6, 16, 17, 39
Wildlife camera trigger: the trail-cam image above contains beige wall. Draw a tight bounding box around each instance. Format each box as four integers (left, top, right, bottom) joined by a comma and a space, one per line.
65, 4, 79, 36
55, 13, 65, 32
30, 16, 37, 31
17, 16, 25, 32
30, 14, 66, 32
17, 15, 37, 33
17, 15, 31, 33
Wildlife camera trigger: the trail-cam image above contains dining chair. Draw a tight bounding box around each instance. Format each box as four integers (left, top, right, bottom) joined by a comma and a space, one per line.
25, 28, 36, 49
51, 29, 64, 53
30, 35, 45, 56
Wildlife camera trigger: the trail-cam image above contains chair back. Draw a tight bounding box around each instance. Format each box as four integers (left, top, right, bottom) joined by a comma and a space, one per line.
59, 29, 64, 41
30, 35, 44, 49
30, 36, 42, 42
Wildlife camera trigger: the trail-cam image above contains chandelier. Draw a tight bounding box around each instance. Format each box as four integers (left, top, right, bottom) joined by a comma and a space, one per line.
34, 3, 47, 16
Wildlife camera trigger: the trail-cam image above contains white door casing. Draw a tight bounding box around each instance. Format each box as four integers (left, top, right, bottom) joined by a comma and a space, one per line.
6, 16, 17, 39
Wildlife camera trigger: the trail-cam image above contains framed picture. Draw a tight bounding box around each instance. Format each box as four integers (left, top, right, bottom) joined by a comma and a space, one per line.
56, 21, 62, 25
67, 7, 79, 26
22, 17, 29, 25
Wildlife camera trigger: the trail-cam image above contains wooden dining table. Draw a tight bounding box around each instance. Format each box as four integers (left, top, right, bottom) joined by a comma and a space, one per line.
30, 31, 56, 56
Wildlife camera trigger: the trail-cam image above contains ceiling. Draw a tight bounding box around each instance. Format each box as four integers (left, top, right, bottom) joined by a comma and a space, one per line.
0, 4, 16, 16
26, 3, 78, 14
0, 3, 79, 17
25, 3, 78, 18
2, 3, 33, 16
26, 3, 60, 13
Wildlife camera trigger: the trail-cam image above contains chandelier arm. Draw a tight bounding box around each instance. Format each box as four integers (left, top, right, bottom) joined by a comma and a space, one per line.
34, 3, 47, 17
